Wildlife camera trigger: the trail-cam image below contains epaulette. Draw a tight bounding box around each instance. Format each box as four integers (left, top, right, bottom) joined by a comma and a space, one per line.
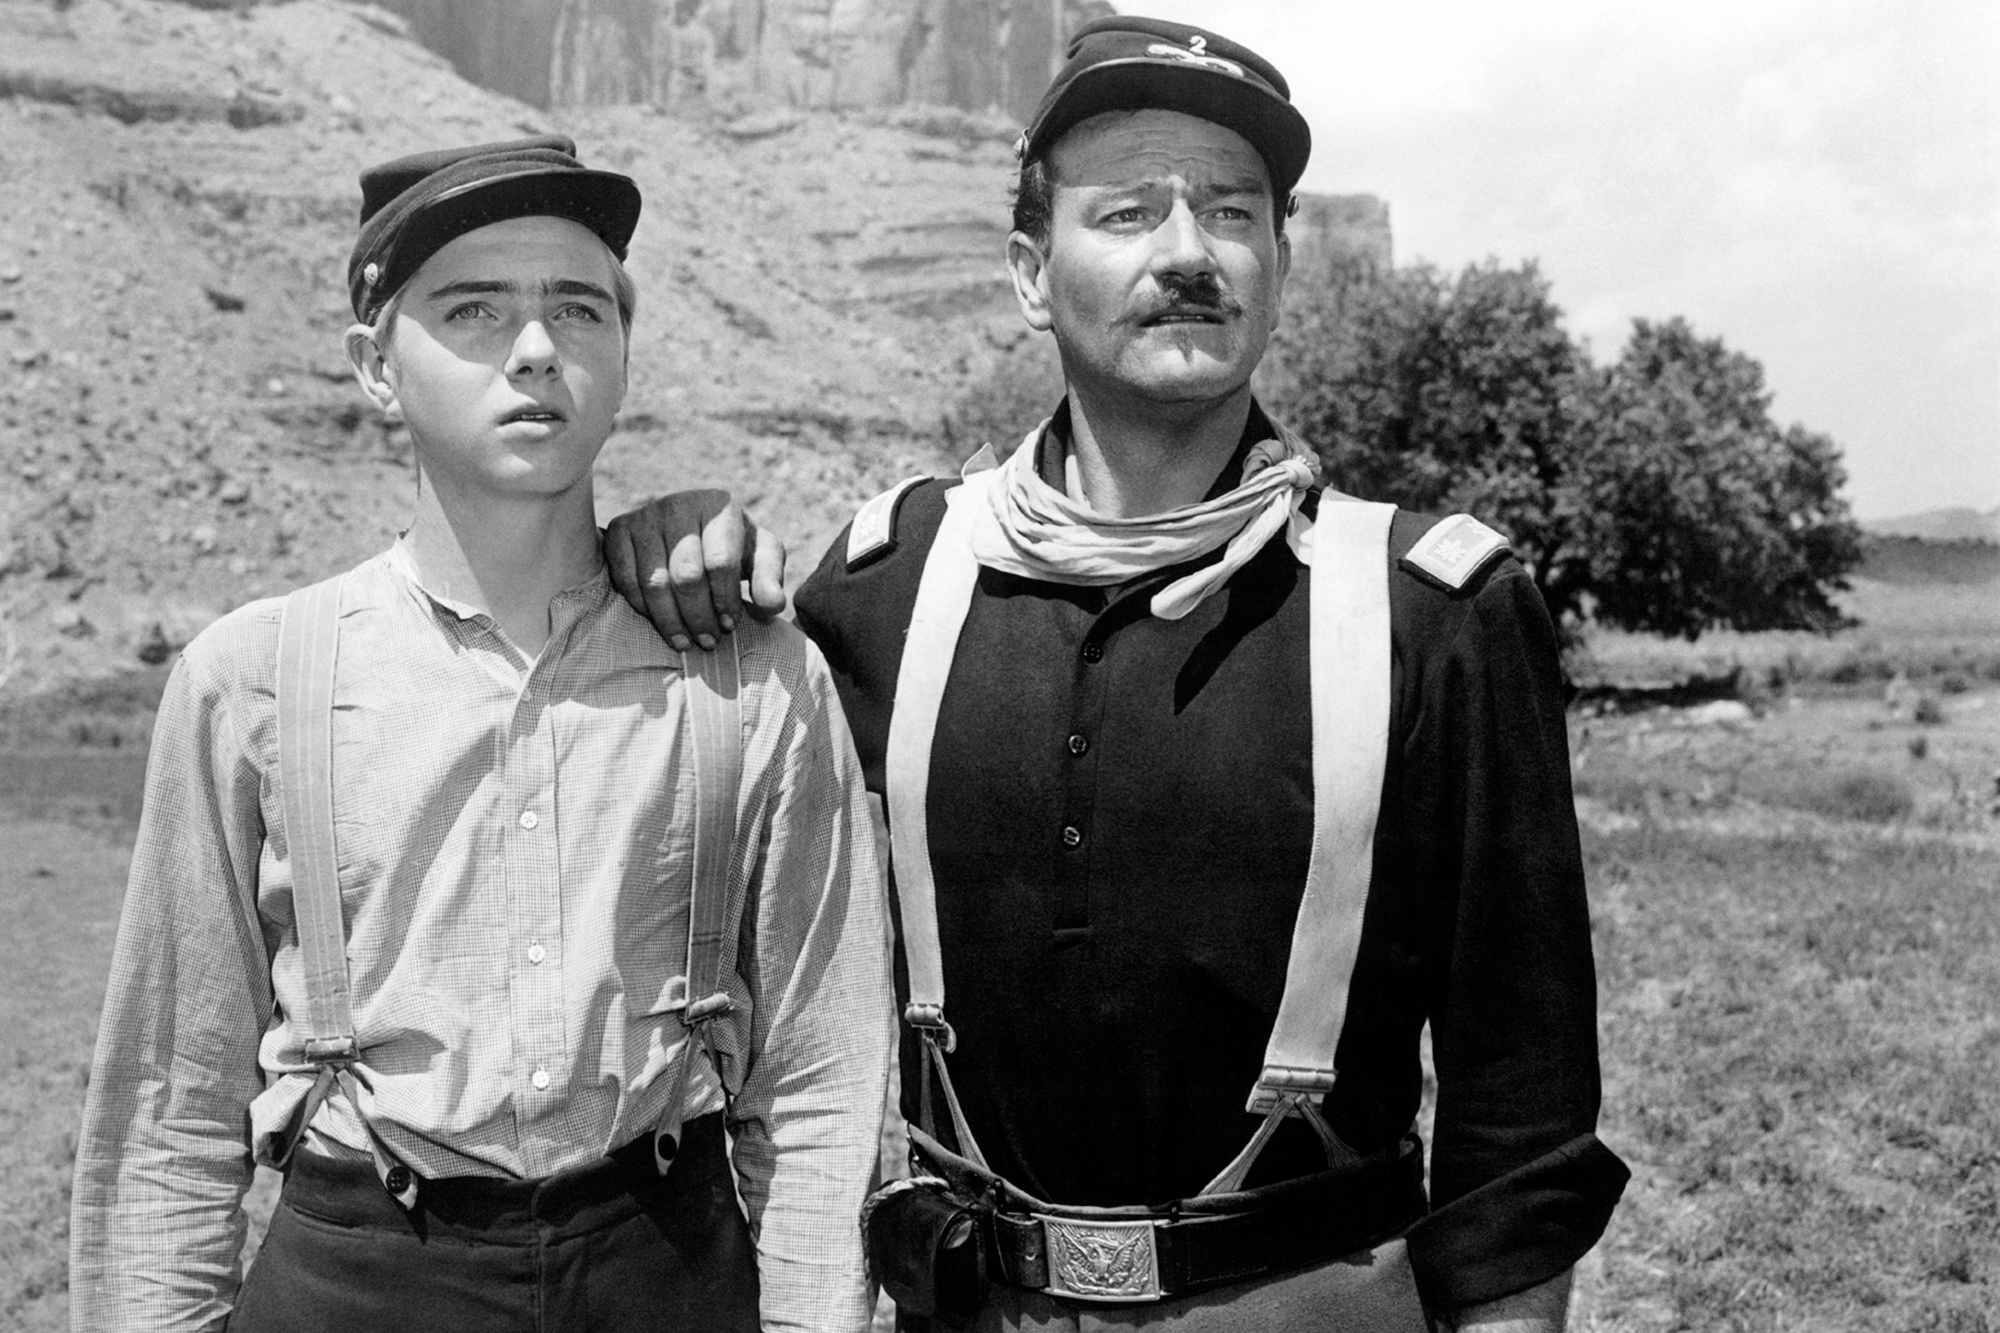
845, 476, 929, 570
1399, 514, 1510, 591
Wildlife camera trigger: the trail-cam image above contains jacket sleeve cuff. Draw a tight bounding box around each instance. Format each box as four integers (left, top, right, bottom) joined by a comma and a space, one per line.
1405, 1133, 1629, 1311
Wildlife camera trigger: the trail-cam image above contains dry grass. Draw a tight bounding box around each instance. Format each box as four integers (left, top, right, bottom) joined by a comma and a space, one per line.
1584, 822, 1999, 1331
1579, 579, 2000, 695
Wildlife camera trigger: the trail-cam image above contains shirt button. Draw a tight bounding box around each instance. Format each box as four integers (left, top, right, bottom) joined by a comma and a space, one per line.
531, 1067, 551, 1091
1066, 733, 1089, 757
1060, 824, 1083, 849
1081, 642, 1104, 663
527, 942, 546, 965
518, 809, 540, 830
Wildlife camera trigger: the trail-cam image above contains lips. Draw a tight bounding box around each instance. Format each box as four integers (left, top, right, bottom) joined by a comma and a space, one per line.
1139, 305, 1228, 326
500, 404, 567, 425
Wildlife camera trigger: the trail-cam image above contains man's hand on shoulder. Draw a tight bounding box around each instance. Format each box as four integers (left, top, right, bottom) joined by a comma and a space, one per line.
605, 490, 788, 651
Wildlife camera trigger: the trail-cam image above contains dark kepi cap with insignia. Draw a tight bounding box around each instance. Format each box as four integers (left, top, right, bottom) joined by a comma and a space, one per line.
347, 135, 641, 323
1020, 15, 1311, 196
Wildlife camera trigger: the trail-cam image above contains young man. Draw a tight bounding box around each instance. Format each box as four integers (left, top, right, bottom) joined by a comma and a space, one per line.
70, 137, 892, 1332
609, 17, 1627, 1331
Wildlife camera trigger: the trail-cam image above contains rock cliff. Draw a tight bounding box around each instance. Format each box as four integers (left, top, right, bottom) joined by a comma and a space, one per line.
372, 0, 1118, 120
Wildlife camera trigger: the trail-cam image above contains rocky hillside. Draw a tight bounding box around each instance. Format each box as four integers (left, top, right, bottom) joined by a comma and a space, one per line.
0, 0, 1389, 704
374, 0, 1118, 121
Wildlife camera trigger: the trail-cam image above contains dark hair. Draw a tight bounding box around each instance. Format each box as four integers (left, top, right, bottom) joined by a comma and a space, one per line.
1009, 149, 1290, 246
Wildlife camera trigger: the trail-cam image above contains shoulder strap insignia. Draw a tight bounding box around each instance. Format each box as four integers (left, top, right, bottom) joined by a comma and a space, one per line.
846, 476, 928, 569
1401, 514, 1510, 590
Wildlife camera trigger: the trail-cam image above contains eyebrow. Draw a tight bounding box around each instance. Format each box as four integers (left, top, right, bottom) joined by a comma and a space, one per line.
422, 277, 617, 304
1074, 176, 1270, 199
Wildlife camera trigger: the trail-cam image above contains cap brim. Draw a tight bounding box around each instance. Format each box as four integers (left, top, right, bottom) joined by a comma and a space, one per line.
402, 165, 642, 264
1029, 59, 1311, 195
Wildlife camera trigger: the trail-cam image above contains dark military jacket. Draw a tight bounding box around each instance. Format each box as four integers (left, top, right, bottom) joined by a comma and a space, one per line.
794, 404, 1627, 1309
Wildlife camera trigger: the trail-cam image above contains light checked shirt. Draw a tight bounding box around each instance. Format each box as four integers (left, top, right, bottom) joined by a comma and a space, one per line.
70, 543, 895, 1332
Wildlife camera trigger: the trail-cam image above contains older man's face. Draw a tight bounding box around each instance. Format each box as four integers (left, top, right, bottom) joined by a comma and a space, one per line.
1009, 108, 1290, 415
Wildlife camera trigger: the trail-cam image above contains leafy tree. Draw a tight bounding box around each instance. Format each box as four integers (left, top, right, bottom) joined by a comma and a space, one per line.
1562, 318, 1862, 638
1267, 262, 1862, 640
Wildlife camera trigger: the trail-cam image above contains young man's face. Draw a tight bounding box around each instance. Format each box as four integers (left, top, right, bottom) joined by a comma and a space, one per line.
352, 214, 628, 502
1008, 108, 1290, 416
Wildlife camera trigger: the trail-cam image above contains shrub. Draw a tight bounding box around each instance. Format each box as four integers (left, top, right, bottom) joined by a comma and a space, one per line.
1912, 693, 1945, 725
1788, 769, 1917, 824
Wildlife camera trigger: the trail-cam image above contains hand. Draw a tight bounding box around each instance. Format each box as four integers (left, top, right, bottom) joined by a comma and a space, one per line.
604, 490, 789, 651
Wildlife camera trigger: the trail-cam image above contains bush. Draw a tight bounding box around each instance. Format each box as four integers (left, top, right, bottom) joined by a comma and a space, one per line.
1787, 769, 1917, 824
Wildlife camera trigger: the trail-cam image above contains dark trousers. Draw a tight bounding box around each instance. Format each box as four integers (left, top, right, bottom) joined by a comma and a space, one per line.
231, 1113, 758, 1332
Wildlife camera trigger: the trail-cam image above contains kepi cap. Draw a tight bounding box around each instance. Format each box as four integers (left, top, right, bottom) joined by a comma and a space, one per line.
347, 135, 641, 322
1020, 15, 1310, 197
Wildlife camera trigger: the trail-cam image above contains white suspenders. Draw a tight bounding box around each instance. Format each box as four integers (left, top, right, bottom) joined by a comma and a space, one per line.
271, 572, 743, 1204
884, 473, 1397, 1194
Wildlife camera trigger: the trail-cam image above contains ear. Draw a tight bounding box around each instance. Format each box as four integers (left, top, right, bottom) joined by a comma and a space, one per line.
1006, 231, 1054, 334
1271, 229, 1293, 325
344, 323, 401, 420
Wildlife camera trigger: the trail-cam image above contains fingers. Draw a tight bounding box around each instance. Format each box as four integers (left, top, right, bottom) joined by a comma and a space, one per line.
745, 523, 790, 621
603, 518, 648, 620
665, 520, 724, 650
700, 503, 751, 636
607, 507, 697, 651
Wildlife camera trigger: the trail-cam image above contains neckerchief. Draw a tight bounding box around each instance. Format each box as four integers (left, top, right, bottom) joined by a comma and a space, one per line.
959, 414, 1322, 620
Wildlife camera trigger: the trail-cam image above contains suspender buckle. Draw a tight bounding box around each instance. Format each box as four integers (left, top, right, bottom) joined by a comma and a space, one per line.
903, 1001, 957, 1053
1033, 1214, 1165, 1303
302, 1035, 358, 1066
683, 992, 735, 1028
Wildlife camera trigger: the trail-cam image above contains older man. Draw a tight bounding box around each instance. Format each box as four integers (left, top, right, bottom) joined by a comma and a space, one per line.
612, 16, 1626, 1330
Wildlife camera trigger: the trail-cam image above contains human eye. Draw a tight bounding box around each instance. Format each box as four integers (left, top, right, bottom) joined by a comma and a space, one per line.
1097, 203, 1153, 229
443, 301, 497, 323
553, 301, 606, 324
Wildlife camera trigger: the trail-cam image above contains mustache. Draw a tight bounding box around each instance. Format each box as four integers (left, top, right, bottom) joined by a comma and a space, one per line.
1139, 272, 1239, 318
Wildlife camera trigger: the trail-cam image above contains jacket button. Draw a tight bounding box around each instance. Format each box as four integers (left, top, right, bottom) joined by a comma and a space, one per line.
1067, 734, 1089, 756
385, 1164, 412, 1194
1060, 825, 1083, 849
1081, 642, 1104, 663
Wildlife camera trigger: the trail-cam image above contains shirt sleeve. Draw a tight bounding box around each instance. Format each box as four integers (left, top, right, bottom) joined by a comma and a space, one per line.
726, 637, 897, 1332
1400, 563, 1629, 1310
70, 638, 274, 1331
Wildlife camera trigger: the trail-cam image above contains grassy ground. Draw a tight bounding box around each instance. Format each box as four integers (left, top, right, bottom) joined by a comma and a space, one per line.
1585, 823, 1999, 1331
7, 690, 1997, 1329
1580, 578, 2000, 694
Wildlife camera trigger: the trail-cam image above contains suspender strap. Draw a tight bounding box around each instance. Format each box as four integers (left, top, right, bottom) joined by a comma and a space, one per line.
276, 577, 354, 1067
885, 477, 1398, 1194
275, 577, 416, 1207
681, 635, 743, 1027
653, 637, 745, 1167
1248, 498, 1396, 1112
885, 477, 991, 1169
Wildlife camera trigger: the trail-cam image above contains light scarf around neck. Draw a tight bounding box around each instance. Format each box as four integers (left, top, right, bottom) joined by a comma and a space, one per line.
958, 413, 1323, 620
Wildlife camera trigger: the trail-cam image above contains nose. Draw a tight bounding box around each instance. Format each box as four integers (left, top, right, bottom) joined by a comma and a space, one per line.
507, 318, 561, 379
1151, 199, 1215, 277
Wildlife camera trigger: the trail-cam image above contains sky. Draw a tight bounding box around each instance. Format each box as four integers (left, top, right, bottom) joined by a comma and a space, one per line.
1120, 0, 1999, 520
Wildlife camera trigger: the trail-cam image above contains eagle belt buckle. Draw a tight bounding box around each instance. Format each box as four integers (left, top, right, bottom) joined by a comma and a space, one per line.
1033, 1214, 1164, 1302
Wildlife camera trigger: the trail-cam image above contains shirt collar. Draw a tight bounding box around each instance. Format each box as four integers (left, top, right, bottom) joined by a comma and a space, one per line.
383, 535, 614, 627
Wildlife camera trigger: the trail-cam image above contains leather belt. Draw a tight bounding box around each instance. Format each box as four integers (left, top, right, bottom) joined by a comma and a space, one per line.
964, 1137, 1428, 1304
